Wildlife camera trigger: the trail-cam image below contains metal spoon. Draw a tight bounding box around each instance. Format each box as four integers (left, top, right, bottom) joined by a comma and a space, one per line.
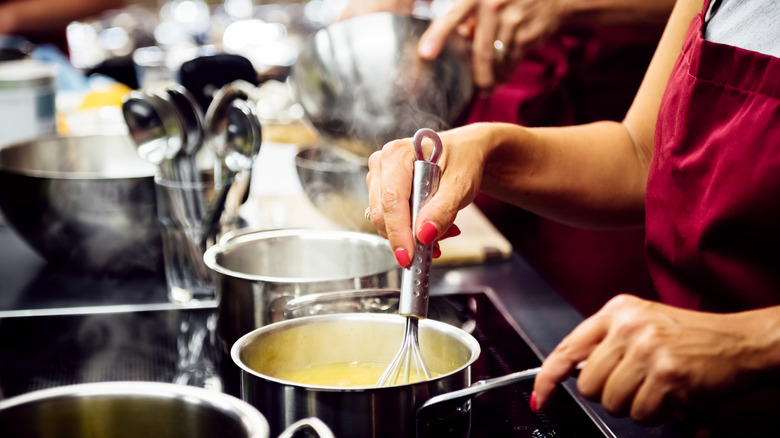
204, 80, 258, 189
204, 80, 257, 151
200, 98, 262, 247
165, 84, 207, 222
166, 83, 205, 159
122, 90, 183, 180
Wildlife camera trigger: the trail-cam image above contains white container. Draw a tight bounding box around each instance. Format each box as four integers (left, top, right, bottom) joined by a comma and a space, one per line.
0, 60, 57, 147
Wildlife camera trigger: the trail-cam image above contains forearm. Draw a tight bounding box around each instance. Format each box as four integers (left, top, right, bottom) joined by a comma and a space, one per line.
0, 0, 126, 35
558, 0, 677, 26
478, 121, 649, 228
478, 0, 699, 229
735, 306, 780, 381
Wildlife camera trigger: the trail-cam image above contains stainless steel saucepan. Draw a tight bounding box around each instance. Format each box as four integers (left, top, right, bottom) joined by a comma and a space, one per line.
203, 228, 402, 352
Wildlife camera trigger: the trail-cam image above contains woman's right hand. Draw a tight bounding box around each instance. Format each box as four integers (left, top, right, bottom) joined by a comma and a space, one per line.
366, 123, 494, 266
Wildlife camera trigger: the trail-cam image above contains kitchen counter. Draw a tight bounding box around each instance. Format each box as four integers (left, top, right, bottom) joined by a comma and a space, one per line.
0, 220, 695, 437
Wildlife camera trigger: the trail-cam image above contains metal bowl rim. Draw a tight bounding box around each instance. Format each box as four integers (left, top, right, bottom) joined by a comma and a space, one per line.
0, 133, 157, 180
294, 146, 368, 172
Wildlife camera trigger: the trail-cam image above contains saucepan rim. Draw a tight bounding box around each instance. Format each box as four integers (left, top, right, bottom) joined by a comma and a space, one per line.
231, 312, 481, 391
203, 228, 397, 282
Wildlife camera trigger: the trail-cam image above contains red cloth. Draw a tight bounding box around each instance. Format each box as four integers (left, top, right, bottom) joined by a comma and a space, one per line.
647, 11, 780, 312
468, 23, 664, 316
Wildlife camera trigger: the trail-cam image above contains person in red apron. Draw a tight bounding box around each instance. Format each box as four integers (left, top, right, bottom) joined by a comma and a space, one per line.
366, 0, 780, 433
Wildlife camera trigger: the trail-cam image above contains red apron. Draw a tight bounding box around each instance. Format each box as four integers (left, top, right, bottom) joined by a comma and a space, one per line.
646, 2, 780, 312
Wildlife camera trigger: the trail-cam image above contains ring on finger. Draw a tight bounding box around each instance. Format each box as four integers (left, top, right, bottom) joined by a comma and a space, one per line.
493, 40, 506, 63
364, 207, 371, 222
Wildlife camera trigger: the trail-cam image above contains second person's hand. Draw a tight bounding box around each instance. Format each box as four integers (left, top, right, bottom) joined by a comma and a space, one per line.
418, 0, 565, 89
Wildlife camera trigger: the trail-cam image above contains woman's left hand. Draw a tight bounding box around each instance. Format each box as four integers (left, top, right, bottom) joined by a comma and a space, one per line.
532, 294, 780, 425
419, 0, 565, 89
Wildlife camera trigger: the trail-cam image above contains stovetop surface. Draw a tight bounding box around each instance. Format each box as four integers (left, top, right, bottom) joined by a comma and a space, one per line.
0, 289, 606, 437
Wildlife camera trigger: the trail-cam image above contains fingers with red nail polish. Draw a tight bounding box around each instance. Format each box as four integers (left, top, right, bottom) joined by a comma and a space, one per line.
394, 248, 411, 268
417, 221, 439, 245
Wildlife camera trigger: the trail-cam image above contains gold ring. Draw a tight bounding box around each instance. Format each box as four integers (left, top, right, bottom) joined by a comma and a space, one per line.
364, 207, 371, 222
493, 40, 506, 63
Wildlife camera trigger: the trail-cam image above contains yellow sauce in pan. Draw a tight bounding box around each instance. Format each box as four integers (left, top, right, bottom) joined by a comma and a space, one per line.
274, 362, 438, 387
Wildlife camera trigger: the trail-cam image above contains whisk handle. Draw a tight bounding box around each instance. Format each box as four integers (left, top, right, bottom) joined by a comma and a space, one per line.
399, 129, 442, 319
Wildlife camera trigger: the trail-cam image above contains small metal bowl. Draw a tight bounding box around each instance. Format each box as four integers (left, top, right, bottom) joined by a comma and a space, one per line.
294, 145, 371, 233
290, 13, 473, 158
0, 134, 161, 273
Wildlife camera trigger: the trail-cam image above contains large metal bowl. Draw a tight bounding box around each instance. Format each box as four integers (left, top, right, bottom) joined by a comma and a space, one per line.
0, 134, 161, 273
295, 144, 371, 233
289, 13, 473, 158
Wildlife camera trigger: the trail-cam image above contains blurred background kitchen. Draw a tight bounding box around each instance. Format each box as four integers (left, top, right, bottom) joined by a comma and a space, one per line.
1, 0, 343, 143
0, 0, 511, 274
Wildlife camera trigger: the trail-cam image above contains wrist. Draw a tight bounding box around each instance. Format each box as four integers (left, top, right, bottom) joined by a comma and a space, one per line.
480, 123, 531, 192
734, 307, 780, 381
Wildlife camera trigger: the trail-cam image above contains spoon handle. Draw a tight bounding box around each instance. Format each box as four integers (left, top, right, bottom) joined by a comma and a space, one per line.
200, 169, 235, 249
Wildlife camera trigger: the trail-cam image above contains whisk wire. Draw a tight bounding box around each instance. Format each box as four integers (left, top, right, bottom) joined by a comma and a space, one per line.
376, 318, 430, 386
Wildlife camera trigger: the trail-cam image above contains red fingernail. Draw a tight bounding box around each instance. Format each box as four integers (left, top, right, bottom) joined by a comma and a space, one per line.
417, 221, 438, 245
432, 245, 441, 259
529, 391, 538, 412
394, 248, 411, 268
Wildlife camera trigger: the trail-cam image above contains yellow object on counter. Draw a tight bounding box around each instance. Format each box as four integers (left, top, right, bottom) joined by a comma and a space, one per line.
57, 81, 133, 135
78, 82, 132, 110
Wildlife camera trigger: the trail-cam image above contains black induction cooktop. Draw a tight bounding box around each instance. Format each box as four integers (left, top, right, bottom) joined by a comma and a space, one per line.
0, 289, 607, 437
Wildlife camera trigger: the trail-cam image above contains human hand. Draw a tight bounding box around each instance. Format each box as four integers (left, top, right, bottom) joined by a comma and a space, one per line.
365, 124, 493, 267
532, 294, 776, 425
419, 0, 565, 89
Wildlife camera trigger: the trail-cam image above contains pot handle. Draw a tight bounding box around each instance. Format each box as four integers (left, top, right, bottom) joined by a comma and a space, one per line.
418, 366, 542, 416
416, 362, 584, 434
414, 367, 541, 437
276, 417, 334, 438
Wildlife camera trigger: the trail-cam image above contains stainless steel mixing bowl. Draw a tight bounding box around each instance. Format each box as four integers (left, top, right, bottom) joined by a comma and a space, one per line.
289, 13, 473, 158
0, 134, 161, 273
295, 144, 371, 232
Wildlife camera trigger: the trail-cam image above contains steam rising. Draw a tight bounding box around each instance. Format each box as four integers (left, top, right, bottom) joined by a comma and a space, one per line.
290, 14, 473, 158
